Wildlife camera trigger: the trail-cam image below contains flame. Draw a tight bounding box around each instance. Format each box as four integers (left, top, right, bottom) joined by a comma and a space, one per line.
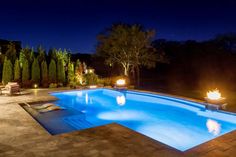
116, 79, 126, 86
206, 119, 221, 136
207, 89, 221, 100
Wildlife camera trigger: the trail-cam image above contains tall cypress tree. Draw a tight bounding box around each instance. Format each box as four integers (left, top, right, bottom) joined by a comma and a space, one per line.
2, 57, 13, 85
57, 59, 65, 84
49, 59, 56, 83
37, 46, 46, 64
2, 58, 7, 85
14, 58, 21, 81
31, 57, 40, 84
22, 60, 30, 82
8, 59, 13, 83
68, 61, 74, 85
41, 60, 48, 85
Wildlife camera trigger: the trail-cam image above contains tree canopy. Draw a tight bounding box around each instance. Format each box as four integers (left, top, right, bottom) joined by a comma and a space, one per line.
5, 42, 17, 64
37, 46, 46, 63
96, 24, 158, 76
19, 47, 34, 67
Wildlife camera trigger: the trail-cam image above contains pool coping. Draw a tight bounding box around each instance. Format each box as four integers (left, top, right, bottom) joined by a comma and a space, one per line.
128, 88, 236, 116
49, 87, 236, 114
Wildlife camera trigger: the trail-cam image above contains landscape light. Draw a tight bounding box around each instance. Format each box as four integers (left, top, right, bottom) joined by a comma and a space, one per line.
34, 84, 38, 88
85, 68, 94, 74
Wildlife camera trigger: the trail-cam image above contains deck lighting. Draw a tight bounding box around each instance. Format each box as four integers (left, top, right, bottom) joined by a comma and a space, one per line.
34, 84, 38, 88
85, 68, 94, 74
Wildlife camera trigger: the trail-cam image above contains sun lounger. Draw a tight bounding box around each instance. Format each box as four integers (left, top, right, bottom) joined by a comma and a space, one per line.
37, 105, 62, 113
1, 82, 21, 95
33, 103, 63, 113
33, 103, 54, 110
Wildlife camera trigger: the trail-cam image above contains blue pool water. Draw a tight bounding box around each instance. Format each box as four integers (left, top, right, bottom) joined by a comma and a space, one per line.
51, 88, 236, 151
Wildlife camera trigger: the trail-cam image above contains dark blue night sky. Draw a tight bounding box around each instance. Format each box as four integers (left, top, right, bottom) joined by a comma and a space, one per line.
0, 0, 236, 53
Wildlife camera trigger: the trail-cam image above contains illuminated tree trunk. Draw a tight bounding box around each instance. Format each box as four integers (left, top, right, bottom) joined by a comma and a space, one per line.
122, 63, 130, 76
124, 66, 128, 76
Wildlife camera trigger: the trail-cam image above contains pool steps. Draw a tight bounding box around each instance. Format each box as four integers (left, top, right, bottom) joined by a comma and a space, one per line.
64, 116, 93, 130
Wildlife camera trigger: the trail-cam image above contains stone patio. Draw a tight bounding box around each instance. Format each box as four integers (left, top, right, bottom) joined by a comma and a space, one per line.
0, 88, 235, 157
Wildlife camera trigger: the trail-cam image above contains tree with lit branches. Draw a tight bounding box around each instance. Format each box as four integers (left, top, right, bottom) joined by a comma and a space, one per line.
96, 24, 159, 85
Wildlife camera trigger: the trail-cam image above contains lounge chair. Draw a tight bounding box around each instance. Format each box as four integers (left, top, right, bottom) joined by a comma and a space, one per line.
33, 103, 54, 110
1, 82, 21, 95
37, 105, 62, 113
33, 103, 63, 113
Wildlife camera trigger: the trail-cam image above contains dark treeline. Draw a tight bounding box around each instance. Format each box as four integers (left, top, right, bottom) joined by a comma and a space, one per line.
141, 33, 236, 93
1, 33, 236, 92
87, 33, 236, 93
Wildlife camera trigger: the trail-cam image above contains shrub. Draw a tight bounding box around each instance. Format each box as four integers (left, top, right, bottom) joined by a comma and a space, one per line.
84, 73, 98, 85
31, 57, 40, 84
57, 59, 65, 84
2, 57, 13, 85
75, 59, 83, 85
49, 83, 57, 88
22, 80, 33, 88
41, 82, 49, 88
14, 59, 21, 82
57, 83, 63, 87
99, 77, 112, 86
49, 59, 56, 83
69, 82, 77, 89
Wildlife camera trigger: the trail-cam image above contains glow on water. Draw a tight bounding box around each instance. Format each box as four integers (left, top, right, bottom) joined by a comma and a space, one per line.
51, 89, 236, 151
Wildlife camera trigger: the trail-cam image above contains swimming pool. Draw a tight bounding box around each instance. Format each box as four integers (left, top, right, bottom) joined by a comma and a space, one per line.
51, 88, 236, 151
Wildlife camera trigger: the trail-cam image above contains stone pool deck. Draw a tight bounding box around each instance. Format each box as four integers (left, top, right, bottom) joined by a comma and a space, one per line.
0, 88, 236, 157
